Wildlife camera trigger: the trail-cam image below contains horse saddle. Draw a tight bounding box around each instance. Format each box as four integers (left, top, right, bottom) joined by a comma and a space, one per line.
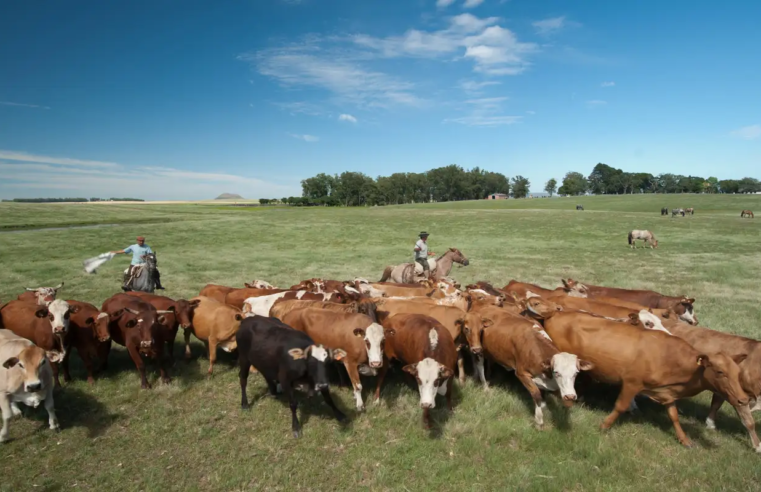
413, 259, 437, 275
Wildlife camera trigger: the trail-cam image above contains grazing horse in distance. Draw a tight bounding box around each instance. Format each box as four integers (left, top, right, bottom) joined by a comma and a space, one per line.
671, 208, 685, 217
661, 207, 668, 216
628, 230, 658, 249
685, 207, 694, 215
741, 210, 755, 218
576, 205, 584, 211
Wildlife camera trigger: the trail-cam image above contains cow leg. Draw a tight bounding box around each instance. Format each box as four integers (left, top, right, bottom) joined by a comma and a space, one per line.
207, 338, 218, 375
155, 338, 171, 384
184, 330, 193, 360
51, 362, 62, 388
238, 358, 250, 409
167, 331, 177, 366
97, 340, 112, 372
474, 355, 488, 387
734, 404, 761, 453
373, 361, 388, 403
76, 347, 97, 385
665, 403, 693, 447
61, 350, 72, 383
10, 402, 21, 417
706, 394, 725, 429
457, 351, 466, 384
320, 388, 346, 422
445, 377, 453, 411
0, 394, 11, 443
282, 383, 301, 438
344, 362, 364, 411
516, 370, 545, 429
127, 345, 151, 389
601, 383, 641, 430
44, 388, 60, 433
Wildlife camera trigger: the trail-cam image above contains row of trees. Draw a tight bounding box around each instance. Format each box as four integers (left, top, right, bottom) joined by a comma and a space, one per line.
543, 163, 761, 196
2, 197, 145, 203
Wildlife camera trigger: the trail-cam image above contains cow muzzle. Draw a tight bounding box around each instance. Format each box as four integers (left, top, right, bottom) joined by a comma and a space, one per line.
53, 325, 66, 334
314, 383, 328, 391
420, 401, 435, 409
25, 382, 42, 392
98, 335, 111, 342
562, 394, 577, 407
471, 347, 483, 356
369, 361, 383, 369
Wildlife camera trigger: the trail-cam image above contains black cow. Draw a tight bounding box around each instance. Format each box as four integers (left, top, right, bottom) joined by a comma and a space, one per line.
661, 207, 668, 215
576, 204, 584, 211
236, 315, 347, 438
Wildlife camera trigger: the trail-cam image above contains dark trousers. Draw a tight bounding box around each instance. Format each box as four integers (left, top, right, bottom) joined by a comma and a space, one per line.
415, 258, 430, 272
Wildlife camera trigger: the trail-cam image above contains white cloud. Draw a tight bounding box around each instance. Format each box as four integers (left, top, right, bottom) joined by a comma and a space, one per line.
0, 152, 296, 200
601, 81, 615, 87
288, 133, 320, 142
437, 0, 456, 7
586, 100, 607, 106
444, 115, 521, 126
0, 101, 51, 110
447, 95, 517, 126
731, 124, 761, 140
463, 0, 484, 7
338, 113, 358, 123
526, 110, 535, 115
459, 79, 501, 94
533, 16, 566, 35
0, 150, 119, 168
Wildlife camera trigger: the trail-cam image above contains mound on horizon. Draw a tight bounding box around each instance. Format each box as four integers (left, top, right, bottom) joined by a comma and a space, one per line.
215, 193, 244, 200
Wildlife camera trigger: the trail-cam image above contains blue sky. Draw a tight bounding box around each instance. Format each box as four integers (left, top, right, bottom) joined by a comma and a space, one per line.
1, 0, 760, 200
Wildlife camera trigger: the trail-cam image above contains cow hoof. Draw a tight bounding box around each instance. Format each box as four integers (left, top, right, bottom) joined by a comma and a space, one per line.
705, 418, 716, 430
86, 378, 95, 386
51, 424, 61, 432
241, 403, 250, 411
755, 444, 761, 454
335, 412, 347, 422
293, 430, 302, 439
680, 440, 694, 449
141, 383, 152, 390
162, 377, 172, 385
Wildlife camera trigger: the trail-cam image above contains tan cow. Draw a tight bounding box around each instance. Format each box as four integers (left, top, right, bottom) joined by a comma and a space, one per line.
545, 295, 672, 332
198, 284, 235, 303
270, 299, 359, 319
186, 296, 247, 374
279, 308, 384, 411
1, 330, 59, 443
543, 311, 760, 450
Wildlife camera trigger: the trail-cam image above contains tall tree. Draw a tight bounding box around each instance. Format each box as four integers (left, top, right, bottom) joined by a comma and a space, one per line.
544, 178, 558, 197
558, 172, 588, 196
511, 176, 530, 198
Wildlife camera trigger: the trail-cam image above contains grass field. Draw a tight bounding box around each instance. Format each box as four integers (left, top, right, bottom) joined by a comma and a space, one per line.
1, 194, 760, 491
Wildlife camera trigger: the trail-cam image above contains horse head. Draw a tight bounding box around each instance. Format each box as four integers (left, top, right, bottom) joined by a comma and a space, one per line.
445, 248, 470, 267
142, 252, 157, 270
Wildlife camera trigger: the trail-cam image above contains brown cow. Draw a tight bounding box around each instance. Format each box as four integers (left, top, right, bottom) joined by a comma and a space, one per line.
543, 311, 760, 450
225, 288, 304, 309
545, 295, 672, 332
563, 279, 697, 324
662, 320, 761, 431
479, 307, 593, 428
241, 290, 349, 316
368, 283, 437, 299
61, 300, 110, 384
378, 313, 456, 428
375, 299, 490, 383
185, 296, 246, 374
198, 284, 235, 303
279, 308, 385, 411
17, 282, 64, 305
270, 299, 360, 319
590, 295, 698, 325
503, 280, 580, 300
100, 294, 173, 389
0, 299, 74, 387
127, 292, 200, 364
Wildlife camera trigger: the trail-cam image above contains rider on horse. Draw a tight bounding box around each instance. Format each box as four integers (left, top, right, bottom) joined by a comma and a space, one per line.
414, 232, 435, 277
110, 236, 165, 291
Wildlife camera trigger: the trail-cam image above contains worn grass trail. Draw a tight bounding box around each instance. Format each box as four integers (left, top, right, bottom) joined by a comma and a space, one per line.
0, 195, 760, 491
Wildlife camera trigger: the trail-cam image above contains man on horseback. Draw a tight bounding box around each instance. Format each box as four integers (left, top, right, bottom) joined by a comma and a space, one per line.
110, 236, 165, 291
414, 232, 435, 277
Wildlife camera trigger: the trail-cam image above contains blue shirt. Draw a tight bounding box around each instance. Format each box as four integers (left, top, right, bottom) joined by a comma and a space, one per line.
124, 244, 153, 265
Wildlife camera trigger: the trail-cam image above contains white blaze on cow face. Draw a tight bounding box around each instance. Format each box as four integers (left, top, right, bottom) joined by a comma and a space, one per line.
309, 345, 329, 362
549, 353, 586, 403
525, 291, 542, 299
679, 304, 697, 325
356, 323, 385, 368
428, 328, 439, 350
638, 310, 671, 334
407, 358, 447, 409
46, 300, 70, 334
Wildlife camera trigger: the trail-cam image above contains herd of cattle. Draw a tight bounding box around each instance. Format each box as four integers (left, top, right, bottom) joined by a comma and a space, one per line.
2, 275, 761, 451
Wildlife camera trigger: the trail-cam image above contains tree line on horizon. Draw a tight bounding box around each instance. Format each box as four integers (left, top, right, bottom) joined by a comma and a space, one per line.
1, 197, 145, 203
262, 163, 760, 207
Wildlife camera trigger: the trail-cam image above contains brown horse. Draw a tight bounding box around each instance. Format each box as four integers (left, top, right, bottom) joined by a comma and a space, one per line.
379, 248, 470, 284
685, 207, 694, 215
628, 230, 658, 249
741, 210, 754, 218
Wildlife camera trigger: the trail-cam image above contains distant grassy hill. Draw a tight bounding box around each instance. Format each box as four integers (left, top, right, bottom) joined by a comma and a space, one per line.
215, 193, 244, 200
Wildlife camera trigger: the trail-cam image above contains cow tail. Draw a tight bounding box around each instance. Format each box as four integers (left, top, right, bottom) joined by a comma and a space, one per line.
628, 231, 633, 245
379, 266, 392, 282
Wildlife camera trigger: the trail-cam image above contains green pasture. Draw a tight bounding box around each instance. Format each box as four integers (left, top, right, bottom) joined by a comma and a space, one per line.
0, 194, 760, 491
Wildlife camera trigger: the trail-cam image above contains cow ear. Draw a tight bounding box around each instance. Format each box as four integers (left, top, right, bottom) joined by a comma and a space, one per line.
244, 283, 253, 288
235, 314, 243, 321
157, 315, 167, 325
125, 319, 138, 328
439, 367, 454, 379
697, 355, 711, 367
35, 308, 49, 318
353, 328, 366, 338
402, 364, 417, 376
69, 305, 81, 314
85, 317, 95, 326
661, 310, 671, 319
3, 357, 19, 369
683, 298, 695, 305
578, 359, 594, 371
385, 328, 396, 337
288, 348, 306, 360
561, 279, 570, 289
190, 299, 201, 307
541, 358, 552, 376
454, 318, 465, 327
628, 313, 639, 325
511, 291, 520, 302
733, 354, 748, 365
481, 317, 493, 328
331, 349, 347, 361
110, 308, 124, 319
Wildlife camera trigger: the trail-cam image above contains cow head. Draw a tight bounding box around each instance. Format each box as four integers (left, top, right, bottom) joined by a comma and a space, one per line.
113, 307, 156, 355
24, 282, 64, 305
628, 310, 671, 334
244, 280, 277, 289
521, 296, 563, 319
36, 299, 71, 334
288, 345, 346, 391
668, 298, 697, 325
353, 323, 385, 368
174, 299, 200, 329
698, 353, 749, 407
455, 314, 491, 356
542, 353, 594, 407
353, 281, 386, 298
86, 312, 111, 342
403, 358, 454, 409
2, 344, 49, 394
561, 279, 589, 298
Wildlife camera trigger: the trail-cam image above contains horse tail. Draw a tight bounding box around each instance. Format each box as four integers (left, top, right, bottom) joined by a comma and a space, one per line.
379, 266, 393, 282
628, 231, 633, 245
